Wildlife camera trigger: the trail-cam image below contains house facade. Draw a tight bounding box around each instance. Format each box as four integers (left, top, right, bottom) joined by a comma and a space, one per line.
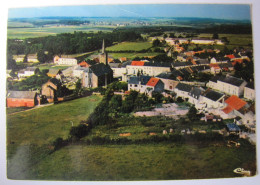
126, 61, 171, 77
17, 67, 38, 78
244, 82, 255, 101
41, 79, 60, 102
54, 56, 77, 66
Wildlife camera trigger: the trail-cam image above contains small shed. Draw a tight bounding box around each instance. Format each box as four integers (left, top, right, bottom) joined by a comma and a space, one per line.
226, 123, 241, 134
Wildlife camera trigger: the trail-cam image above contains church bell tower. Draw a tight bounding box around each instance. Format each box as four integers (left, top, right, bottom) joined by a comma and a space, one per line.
100, 39, 108, 65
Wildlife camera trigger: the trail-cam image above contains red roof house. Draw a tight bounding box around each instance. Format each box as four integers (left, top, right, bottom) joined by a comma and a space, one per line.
131, 61, 145, 66
222, 95, 247, 114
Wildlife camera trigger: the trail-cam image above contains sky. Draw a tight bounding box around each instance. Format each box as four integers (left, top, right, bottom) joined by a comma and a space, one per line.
8, 4, 251, 20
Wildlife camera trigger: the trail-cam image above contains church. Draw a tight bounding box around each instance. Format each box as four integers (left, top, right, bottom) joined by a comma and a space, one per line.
82, 40, 113, 88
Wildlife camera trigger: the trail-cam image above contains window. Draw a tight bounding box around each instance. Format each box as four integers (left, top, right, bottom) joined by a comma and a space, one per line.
134, 85, 137, 87
130, 85, 132, 87
169, 86, 172, 89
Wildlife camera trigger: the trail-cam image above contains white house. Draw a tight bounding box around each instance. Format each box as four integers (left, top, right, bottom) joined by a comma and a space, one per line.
201, 90, 225, 109
174, 83, 192, 100
156, 72, 179, 91
128, 76, 151, 93
244, 82, 255, 101
54, 55, 77, 66
126, 61, 171, 77
73, 67, 90, 78
207, 75, 247, 97
17, 67, 37, 78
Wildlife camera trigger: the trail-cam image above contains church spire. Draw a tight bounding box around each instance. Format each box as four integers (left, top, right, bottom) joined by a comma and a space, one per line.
102, 39, 105, 54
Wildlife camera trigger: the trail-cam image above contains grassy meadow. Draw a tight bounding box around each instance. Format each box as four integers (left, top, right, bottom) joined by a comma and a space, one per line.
7, 95, 102, 156
8, 143, 256, 180
7, 25, 114, 39
198, 33, 253, 49
106, 41, 152, 51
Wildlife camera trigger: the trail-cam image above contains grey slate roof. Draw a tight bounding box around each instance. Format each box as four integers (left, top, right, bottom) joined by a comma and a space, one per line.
175, 83, 192, 92
218, 76, 245, 87
156, 72, 176, 80
189, 87, 204, 100
204, 90, 224, 101
128, 76, 151, 85
90, 63, 113, 77
7, 91, 37, 99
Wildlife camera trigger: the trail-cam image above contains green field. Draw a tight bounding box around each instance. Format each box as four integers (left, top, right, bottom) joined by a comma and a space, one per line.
7, 95, 102, 155
106, 41, 152, 51
8, 143, 256, 180
6, 95, 256, 180
108, 52, 162, 59
7, 25, 114, 39
198, 33, 253, 49
36, 63, 71, 71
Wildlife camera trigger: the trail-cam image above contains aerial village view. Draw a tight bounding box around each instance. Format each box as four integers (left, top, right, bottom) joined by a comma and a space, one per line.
5, 4, 256, 181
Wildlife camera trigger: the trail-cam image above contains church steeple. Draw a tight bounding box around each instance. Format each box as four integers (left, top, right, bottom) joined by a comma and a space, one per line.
102, 39, 105, 54
100, 39, 108, 65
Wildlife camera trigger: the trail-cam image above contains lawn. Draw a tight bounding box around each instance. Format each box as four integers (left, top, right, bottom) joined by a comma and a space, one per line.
8, 143, 256, 180
106, 41, 152, 51
36, 63, 70, 71
6, 95, 102, 157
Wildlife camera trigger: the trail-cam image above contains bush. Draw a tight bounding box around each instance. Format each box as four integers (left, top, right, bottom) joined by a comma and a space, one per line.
52, 137, 64, 151
69, 123, 91, 140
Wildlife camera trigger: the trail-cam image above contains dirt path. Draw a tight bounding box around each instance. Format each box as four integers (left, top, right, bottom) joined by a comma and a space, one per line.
8, 103, 54, 115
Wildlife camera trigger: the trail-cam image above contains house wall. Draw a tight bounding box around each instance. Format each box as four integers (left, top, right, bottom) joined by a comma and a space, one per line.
201, 96, 224, 109
126, 65, 171, 76
92, 74, 99, 88
112, 67, 127, 78
73, 69, 84, 78
244, 87, 255, 100
57, 58, 77, 65
174, 89, 190, 100
41, 82, 57, 102
159, 79, 178, 91
7, 98, 36, 107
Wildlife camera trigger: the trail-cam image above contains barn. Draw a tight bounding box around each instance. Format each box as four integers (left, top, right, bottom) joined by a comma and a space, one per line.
6, 91, 39, 107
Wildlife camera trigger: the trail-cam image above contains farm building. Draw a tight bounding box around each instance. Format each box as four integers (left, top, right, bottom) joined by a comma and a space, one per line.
6, 91, 39, 107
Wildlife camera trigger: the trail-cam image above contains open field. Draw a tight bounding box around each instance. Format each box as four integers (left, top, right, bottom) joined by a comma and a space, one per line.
7, 25, 114, 39
106, 41, 152, 51
8, 143, 256, 180
108, 52, 162, 59
7, 95, 102, 156
198, 33, 252, 49
35, 63, 71, 71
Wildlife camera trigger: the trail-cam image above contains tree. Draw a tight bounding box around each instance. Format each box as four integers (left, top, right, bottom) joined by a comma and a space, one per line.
187, 105, 199, 121
37, 49, 47, 63
212, 33, 219, 39
7, 52, 17, 70
169, 33, 176, 38
152, 39, 161, 47
23, 55, 28, 63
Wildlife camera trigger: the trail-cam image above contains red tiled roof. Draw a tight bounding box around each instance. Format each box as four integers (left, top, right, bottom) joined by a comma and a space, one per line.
177, 76, 183, 81
131, 61, 145, 66
209, 63, 220, 69
222, 105, 233, 114
146, 77, 160, 87
225, 95, 247, 110
79, 61, 88, 67
225, 54, 235, 59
